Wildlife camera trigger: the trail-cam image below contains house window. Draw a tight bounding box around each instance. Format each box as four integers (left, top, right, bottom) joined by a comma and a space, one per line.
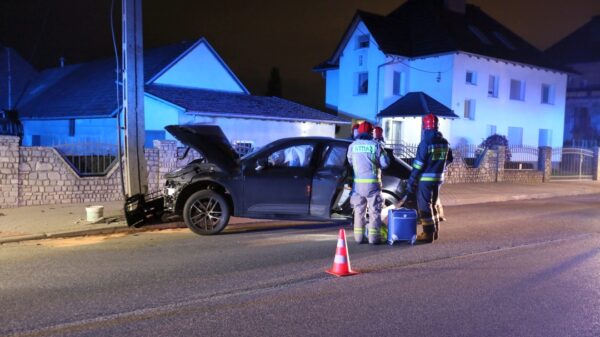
541, 84, 555, 104
392, 71, 404, 96
488, 75, 499, 97
357, 72, 368, 95
486, 125, 497, 137
390, 121, 402, 143
356, 34, 370, 49
358, 55, 363, 66
68, 119, 75, 137
508, 126, 523, 146
464, 99, 476, 120
466, 71, 477, 85
510, 79, 526, 101
538, 129, 552, 147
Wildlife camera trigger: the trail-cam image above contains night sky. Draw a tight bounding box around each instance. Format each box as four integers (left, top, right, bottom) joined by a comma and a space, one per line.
2, 0, 600, 110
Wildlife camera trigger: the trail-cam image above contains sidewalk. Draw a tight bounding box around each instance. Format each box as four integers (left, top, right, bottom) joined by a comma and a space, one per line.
1, 180, 599, 244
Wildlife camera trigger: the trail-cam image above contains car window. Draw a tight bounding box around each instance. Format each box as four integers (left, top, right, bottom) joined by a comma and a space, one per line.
321, 145, 348, 168
268, 144, 314, 168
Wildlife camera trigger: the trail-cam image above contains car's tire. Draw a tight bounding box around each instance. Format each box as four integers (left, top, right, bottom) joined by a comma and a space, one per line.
183, 190, 230, 235
382, 192, 399, 208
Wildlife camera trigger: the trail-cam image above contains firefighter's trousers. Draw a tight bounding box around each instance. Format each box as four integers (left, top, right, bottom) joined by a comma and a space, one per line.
351, 183, 385, 244
416, 181, 441, 233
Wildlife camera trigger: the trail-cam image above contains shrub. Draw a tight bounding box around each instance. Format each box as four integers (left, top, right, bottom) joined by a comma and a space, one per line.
478, 134, 512, 161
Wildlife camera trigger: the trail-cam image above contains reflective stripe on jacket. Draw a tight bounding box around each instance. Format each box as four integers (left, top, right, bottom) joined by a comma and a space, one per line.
347, 138, 390, 184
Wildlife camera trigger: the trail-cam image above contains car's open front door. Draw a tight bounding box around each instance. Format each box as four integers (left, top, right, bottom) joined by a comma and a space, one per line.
310, 144, 350, 218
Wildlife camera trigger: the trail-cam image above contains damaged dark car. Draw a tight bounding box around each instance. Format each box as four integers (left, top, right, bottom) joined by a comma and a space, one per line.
162, 125, 411, 235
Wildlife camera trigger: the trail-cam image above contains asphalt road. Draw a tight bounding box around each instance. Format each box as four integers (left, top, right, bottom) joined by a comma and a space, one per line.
1, 194, 599, 337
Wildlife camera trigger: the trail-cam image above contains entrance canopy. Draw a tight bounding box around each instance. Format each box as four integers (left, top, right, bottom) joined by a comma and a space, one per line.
378, 92, 458, 119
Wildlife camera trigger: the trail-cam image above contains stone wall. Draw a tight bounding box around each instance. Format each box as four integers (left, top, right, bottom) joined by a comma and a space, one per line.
0, 136, 19, 207
18, 146, 123, 206
502, 170, 543, 184
0, 137, 589, 208
0, 137, 196, 208
445, 146, 545, 184
445, 147, 497, 184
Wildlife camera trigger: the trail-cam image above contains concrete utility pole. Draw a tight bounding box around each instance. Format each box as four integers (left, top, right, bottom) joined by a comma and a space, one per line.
122, 0, 148, 197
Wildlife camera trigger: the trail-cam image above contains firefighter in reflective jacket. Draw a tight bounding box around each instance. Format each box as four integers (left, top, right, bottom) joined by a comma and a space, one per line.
347, 121, 390, 244
407, 113, 452, 243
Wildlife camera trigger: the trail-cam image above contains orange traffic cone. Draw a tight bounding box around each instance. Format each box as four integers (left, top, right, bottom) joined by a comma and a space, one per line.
326, 229, 359, 277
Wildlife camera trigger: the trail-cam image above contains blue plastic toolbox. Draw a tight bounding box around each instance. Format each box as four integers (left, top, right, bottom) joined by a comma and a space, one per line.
388, 208, 417, 245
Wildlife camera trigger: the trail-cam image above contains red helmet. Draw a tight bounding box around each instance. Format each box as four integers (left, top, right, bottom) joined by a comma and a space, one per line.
374, 126, 383, 139
358, 121, 373, 135
422, 113, 439, 130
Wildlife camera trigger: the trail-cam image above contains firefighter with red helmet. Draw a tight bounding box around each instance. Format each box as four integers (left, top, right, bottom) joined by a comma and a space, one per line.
350, 123, 360, 140
347, 121, 390, 244
407, 113, 453, 243
373, 126, 385, 144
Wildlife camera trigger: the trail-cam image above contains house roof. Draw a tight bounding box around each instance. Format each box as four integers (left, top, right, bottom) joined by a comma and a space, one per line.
17, 41, 196, 119
545, 15, 600, 65
0, 47, 38, 111
315, 0, 568, 73
377, 92, 458, 119
146, 85, 349, 124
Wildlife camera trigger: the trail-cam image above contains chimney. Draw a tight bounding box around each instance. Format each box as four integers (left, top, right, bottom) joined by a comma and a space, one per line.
444, 0, 466, 14
59, 56, 65, 68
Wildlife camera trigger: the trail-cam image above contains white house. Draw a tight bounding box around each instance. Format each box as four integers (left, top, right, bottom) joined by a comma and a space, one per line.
16, 38, 346, 151
314, 0, 568, 148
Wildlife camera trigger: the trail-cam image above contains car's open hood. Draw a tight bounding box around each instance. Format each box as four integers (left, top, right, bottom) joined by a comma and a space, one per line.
165, 124, 240, 172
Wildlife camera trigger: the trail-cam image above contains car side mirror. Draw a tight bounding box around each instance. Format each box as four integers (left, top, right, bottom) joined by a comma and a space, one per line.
256, 158, 268, 171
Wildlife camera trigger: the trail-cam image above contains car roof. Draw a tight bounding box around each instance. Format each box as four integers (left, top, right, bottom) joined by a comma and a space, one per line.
269, 137, 351, 146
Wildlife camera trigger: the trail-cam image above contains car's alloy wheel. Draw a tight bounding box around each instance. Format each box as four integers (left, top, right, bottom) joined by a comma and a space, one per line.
183, 190, 230, 235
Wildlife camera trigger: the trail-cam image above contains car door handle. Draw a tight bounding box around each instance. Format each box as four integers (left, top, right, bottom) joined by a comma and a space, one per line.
293, 175, 299, 179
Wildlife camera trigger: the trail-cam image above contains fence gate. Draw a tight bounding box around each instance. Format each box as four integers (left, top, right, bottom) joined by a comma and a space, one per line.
551, 147, 594, 180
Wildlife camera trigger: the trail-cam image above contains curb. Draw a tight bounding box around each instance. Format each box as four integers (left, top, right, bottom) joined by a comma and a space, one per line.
444, 189, 599, 206
0, 222, 185, 245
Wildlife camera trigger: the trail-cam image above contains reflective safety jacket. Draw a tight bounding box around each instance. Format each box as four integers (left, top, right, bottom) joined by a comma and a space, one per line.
409, 130, 452, 185
347, 137, 390, 185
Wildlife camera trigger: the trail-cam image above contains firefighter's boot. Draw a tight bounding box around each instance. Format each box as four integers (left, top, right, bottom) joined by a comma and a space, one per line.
367, 225, 382, 245
354, 226, 366, 244
417, 225, 436, 244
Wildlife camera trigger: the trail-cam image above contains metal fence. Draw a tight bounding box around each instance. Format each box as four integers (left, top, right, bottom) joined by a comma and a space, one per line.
54, 143, 119, 176
232, 140, 255, 156
551, 147, 595, 180
505, 145, 538, 170
387, 142, 418, 159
